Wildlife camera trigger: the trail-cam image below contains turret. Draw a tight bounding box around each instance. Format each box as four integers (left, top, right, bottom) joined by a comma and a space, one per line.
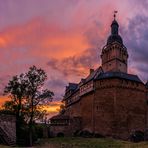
101, 12, 128, 73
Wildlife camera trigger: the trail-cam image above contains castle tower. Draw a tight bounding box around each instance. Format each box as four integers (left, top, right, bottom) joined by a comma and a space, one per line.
101, 13, 128, 73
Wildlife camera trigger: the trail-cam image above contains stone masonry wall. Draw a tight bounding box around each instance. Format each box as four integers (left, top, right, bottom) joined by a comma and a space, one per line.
65, 100, 81, 117
94, 78, 146, 139
80, 92, 94, 132
115, 80, 146, 139
0, 114, 16, 144
50, 117, 81, 137
94, 80, 115, 136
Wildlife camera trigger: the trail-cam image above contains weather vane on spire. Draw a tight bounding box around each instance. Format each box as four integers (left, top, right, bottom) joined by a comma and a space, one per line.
114, 10, 118, 20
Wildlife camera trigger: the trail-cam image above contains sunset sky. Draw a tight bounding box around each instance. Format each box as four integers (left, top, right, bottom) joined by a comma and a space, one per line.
0, 0, 148, 118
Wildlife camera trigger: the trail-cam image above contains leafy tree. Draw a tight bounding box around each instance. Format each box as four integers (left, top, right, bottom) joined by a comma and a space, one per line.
2, 100, 18, 113
3, 66, 54, 146
3, 74, 28, 144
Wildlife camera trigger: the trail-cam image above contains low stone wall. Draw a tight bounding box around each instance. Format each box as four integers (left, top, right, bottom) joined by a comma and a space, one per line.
0, 114, 16, 145
50, 117, 81, 137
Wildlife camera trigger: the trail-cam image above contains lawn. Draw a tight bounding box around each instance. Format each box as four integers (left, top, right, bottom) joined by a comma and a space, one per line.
34, 137, 148, 148
0, 145, 11, 148
1, 138, 148, 148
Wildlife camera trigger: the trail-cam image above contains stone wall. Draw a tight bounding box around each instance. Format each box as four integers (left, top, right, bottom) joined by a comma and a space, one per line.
101, 43, 128, 73
115, 79, 146, 139
50, 117, 81, 137
94, 78, 146, 139
65, 100, 81, 117
94, 80, 115, 136
80, 92, 94, 132
50, 77, 147, 140
0, 114, 16, 145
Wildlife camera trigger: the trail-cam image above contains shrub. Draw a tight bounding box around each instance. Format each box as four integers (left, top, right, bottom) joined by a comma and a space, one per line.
57, 132, 64, 137
130, 131, 144, 142
35, 124, 43, 138
94, 133, 105, 138
73, 130, 80, 137
144, 129, 148, 141
79, 130, 93, 138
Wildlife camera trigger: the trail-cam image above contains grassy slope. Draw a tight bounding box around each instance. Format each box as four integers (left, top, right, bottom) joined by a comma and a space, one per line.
1, 138, 148, 148
35, 137, 148, 148
0, 146, 11, 148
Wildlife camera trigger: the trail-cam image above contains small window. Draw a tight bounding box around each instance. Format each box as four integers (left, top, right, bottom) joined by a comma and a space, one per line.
96, 106, 99, 111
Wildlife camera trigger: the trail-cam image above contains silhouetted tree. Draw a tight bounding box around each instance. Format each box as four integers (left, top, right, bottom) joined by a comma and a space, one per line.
3, 73, 28, 144
2, 100, 18, 113
25, 66, 54, 146
3, 65, 54, 146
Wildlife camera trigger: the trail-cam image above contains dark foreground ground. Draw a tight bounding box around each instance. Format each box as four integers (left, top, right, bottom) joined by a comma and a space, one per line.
1, 137, 148, 148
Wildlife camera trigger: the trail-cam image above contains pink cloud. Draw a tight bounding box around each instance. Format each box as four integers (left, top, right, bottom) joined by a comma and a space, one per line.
0, 0, 148, 115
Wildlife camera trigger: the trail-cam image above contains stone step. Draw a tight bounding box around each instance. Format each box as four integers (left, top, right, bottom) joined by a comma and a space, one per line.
0, 126, 16, 146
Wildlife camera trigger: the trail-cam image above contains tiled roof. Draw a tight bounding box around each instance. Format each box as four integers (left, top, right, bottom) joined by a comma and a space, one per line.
68, 83, 78, 90
83, 67, 103, 84
145, 81, 148, 88
96, 72, 142, 83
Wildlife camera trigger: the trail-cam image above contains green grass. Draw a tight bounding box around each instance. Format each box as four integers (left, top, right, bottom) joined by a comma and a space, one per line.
0, 145, 11, 148
1, 138, 148, 148
34, 137, 148, 148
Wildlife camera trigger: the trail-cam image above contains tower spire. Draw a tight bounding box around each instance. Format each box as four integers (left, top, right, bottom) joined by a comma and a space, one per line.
111, 11, 119, 35
107, 11, 123, 45
114, 10, 118, 20
101, 11, 128, 73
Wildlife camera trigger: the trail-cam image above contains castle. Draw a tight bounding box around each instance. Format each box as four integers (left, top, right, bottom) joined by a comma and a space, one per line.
50, 14, 148, 140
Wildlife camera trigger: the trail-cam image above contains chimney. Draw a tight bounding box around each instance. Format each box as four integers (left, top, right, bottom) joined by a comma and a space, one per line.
90, 69, 94, 74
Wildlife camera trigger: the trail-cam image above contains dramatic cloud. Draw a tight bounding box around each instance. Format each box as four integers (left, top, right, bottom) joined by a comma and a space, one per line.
0, 0, 148, 117
47, 48, 98, 77
123, 14, 148, 81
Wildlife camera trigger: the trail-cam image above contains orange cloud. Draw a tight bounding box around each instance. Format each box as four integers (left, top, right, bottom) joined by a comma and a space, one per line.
0, 95, 61, 118
0, 96, 10, 107
0, 17, 101, 85
43, 33, 89, 59
40, 101, 63, 119
41, 102, 62, 113
0, 18, 90, 60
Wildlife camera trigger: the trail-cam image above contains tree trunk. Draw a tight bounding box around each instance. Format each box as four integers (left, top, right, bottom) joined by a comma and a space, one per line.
29, 123, 33, 146
16, 97, 22, 145
29, 115, 33, 147
29, 96, 34, 146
